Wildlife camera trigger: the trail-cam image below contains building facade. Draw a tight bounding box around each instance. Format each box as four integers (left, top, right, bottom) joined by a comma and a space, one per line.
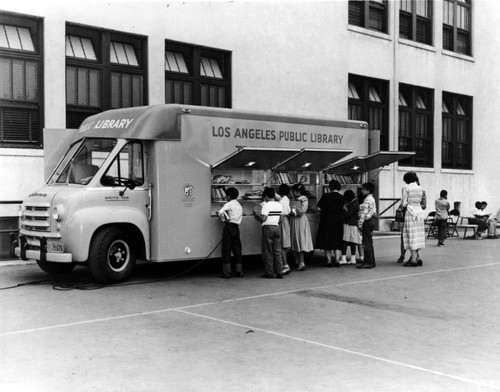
1, 0, 500, 223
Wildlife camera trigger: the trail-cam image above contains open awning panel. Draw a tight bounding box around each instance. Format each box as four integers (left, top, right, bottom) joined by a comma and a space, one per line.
326, 151, 415, 174
273, 149, 353, 172
211, 147, 300, 170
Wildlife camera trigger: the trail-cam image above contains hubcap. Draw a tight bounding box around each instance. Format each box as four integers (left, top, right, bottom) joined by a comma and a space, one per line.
108, 240, 130, 272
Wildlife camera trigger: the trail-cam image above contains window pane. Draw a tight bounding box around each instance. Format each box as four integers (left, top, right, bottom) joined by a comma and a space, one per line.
112, 42, 129, 64
174, 80, 183, 103
183, 82, 192, 104
416, 0, 429, 17
122, 73, 131, 107
368, 6, 385, 32
218, 87, 225, 107
111, 72, 120, 108
400, 0, 411, 12
348, 1, 363, 26
200, 57, 213, 77
65, 36, 74, 57
132, 75, 143, 106
201, 84, 208, 105
0, 25, 8, 49
124, 43, 139, 66
165, 51, 179, 72
77, 68, 89, 105
69, 36, 86, 59
210, 58, 223, 78
457, 4, 470, 30
81, 38, 96, 61
12, 60, 24, 100
369, 86, 382, 102
5, 25, 22, 50
18, 27, 35, 52
348, 82, 360, 99
66, 67, 77, 105
165, 80, 173, 103
25, 61, 37, 101
89, 69, 100, 107
443, 1, 453, 25
0, 58, 12, 99
209, 85, 217, 105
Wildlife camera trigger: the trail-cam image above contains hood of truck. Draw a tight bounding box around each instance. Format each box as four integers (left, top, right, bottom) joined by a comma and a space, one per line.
24, 185, 81, 207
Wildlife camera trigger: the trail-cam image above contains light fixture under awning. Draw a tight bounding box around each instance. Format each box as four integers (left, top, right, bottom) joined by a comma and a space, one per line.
211, 147, 301, 170
273, 148, 353, 172
326, 151, 415, 174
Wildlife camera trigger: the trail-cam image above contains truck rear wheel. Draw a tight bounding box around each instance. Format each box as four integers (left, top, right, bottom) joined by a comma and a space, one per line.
89, 227, 136, 284
36, 259, 76, 274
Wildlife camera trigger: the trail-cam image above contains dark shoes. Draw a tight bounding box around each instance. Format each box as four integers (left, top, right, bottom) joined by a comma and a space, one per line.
219, 272, 231, 279
403, 259, 423, 267
356, 263, 374, 269
325, 262, 340, 268
235, 271, 243, 278
396, 256, 405, 263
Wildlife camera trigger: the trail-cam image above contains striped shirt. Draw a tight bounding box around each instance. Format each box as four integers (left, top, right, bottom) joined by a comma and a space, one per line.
261, 200, 283, 226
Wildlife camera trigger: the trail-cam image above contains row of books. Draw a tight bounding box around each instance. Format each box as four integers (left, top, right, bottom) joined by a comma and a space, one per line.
324, 173, 361, 185
270, 172, 293, 184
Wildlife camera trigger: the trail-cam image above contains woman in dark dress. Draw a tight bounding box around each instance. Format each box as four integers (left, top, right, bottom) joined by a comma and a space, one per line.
315, 179, 345, 267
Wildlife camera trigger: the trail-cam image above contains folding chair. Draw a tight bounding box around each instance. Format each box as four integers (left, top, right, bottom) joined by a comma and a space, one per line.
425, 211, 438, 238
447, 209, 460, 237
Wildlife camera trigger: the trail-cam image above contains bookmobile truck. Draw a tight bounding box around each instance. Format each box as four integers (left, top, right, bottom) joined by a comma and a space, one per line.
15, 104, 412, 283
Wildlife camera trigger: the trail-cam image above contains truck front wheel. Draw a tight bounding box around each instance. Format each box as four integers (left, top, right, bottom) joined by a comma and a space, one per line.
89, 227, 136, 284
36, 260, 76, 274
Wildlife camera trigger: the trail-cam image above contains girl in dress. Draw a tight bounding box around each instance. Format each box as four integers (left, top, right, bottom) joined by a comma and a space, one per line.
340, 189, 362, 265
401, 172, 426, 267
277, 184, 292, 274
289, 183, 314, 271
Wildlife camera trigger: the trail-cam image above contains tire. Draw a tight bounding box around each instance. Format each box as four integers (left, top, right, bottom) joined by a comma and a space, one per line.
89, 227, 136, 284
36, 259, 76, 274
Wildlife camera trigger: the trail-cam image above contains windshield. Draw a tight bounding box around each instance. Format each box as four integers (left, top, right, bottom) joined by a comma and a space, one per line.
48, 138, 117, 185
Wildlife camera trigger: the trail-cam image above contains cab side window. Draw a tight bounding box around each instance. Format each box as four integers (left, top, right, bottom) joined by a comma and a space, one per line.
101, 142, 144, 187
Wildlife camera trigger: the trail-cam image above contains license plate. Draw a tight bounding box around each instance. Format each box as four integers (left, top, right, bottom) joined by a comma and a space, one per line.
47, 241, 64, 253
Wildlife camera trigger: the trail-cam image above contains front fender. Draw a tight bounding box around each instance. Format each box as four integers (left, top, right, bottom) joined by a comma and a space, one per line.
64, 206, 149, 262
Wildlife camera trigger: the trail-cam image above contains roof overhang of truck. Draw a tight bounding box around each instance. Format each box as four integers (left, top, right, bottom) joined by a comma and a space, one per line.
75, 104, 368, 142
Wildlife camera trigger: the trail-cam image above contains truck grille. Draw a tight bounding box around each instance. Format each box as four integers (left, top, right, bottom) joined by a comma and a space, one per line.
21, 203, 50, 232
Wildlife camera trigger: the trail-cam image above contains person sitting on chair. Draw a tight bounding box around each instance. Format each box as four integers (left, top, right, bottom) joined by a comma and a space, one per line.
469, 201, 489, 239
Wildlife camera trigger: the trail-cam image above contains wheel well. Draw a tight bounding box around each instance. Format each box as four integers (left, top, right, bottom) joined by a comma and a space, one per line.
90, 223, 146, 260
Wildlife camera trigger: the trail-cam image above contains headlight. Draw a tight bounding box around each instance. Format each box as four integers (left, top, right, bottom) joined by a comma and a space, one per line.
52, 206, 63, 221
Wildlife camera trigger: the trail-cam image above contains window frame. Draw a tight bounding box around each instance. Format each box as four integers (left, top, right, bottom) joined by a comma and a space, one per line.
398, 83, 434, 168
0, 11, 43, 148
399, 0, 433, 45
443, 0, 472, 56
348, 0, 389, 34
442, 92, 472, 170
65, 23, 148, 129
348, 74, 389, 151
165, 39, 232, 108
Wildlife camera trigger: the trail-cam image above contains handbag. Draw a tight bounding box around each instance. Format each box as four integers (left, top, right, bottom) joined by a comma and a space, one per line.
420, 190, 427, 210
395, 205, 406, 222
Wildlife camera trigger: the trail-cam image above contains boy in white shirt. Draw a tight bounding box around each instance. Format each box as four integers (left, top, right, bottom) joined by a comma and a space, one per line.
254, 187, 284, 279
216, 187, 243, 278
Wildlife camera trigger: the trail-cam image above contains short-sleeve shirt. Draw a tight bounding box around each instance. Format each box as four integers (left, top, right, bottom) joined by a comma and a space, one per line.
217, 199, 243, 225
261, 200, 283, 226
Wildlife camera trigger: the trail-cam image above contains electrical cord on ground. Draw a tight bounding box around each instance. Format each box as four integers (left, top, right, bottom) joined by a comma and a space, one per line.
0, 238, 223, 291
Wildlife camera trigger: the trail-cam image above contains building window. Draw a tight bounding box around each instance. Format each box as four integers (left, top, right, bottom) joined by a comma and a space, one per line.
66, 23, 147, 129
398, 84, 434, 167
442, 92, 472, 169
400, 0, 433, 45
443, 0, 471, 55
348, 0, 388, 34
348, 74, 389, 151
0, 12, 43, 148
165, 40, 231, 108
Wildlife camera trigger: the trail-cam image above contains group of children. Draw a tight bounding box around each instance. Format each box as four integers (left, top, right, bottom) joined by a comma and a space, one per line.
216, 181, 377, 278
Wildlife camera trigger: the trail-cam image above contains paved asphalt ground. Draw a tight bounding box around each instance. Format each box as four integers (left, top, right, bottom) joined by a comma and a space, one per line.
1, 233, 499, 392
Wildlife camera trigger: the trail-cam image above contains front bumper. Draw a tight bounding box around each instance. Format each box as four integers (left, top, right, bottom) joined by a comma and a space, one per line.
14, 235, 73, 263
